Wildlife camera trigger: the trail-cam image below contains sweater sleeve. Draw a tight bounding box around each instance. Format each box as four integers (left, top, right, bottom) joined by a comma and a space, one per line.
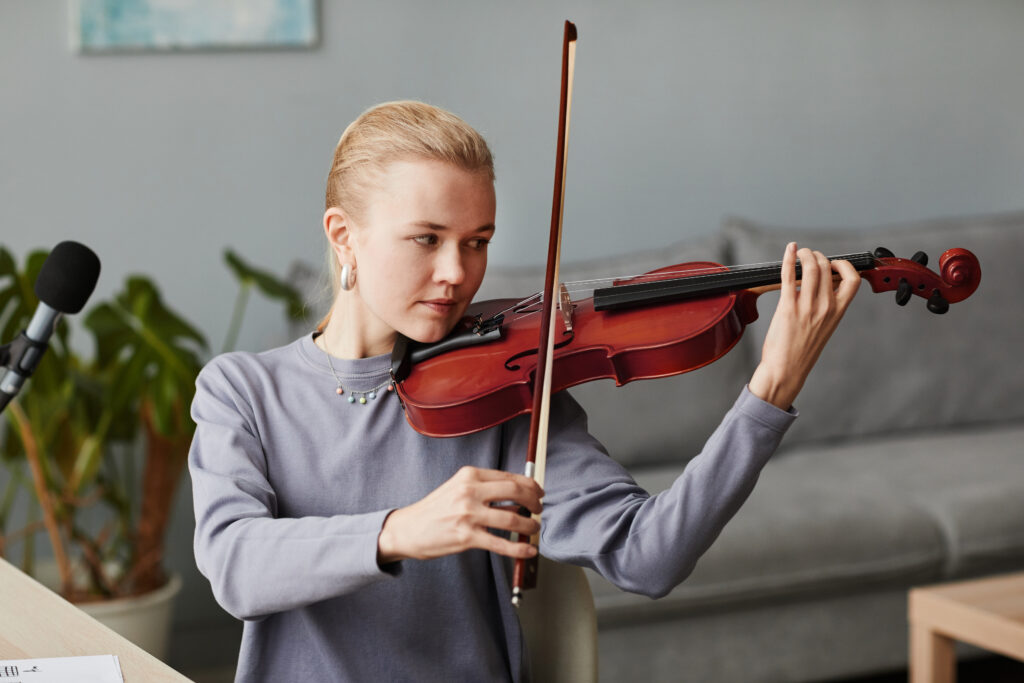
509, 386, 796, 599
188, 357, 399, 621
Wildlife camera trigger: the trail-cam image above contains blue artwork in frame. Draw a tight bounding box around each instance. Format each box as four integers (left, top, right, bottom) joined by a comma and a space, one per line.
71, 0, 318, 52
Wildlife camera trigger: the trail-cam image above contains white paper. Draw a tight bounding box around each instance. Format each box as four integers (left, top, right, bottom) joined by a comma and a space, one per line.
0, 655, 123, 683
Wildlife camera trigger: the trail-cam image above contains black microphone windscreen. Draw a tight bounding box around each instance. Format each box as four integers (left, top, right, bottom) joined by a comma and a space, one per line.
34, 241, 102, 314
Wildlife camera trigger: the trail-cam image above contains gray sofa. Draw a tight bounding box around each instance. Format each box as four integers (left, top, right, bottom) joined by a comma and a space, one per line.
471, 211, 1024, 682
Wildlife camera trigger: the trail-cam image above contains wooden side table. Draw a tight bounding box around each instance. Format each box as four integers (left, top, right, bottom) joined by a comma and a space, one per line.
908, 571, 1024, 683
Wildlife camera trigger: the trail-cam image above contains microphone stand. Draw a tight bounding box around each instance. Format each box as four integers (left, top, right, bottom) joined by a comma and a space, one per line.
0, 328, 54, 414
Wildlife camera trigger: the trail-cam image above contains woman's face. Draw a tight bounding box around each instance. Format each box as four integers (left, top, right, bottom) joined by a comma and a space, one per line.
343, 158, 496, 347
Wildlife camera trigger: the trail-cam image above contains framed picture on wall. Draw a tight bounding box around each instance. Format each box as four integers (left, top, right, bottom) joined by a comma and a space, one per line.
70, 0, 319, 53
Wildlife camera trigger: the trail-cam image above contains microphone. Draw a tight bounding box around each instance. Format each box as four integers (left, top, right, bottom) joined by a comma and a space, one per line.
0, 241, 101, 413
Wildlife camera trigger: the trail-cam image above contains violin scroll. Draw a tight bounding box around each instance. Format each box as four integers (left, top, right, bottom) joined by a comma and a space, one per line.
939, 248, 982, 292
860, 246, 980, 313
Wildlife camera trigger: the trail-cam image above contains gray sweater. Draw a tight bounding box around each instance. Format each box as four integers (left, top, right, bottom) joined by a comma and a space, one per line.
189, 333, 796, 682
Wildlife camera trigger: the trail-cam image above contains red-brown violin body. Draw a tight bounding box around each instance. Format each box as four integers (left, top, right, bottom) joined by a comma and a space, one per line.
391, 247, 981, 438
395, 263, 751, 437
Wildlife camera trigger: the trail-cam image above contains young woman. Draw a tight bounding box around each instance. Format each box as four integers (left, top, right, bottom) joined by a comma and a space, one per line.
189, 101, 860, 682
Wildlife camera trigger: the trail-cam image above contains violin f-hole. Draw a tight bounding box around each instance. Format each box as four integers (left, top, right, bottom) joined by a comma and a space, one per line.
504, 330, 576, 372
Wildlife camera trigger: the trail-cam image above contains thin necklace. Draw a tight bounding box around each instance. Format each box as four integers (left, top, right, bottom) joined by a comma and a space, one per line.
317, 336, 394, 404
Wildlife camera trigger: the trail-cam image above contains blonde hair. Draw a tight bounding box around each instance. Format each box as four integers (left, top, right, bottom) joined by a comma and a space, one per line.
318, 101, 495, 331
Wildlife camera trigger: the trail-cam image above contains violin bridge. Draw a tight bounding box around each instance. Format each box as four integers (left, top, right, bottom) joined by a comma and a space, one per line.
558, 283, 574, 332
561, 282, 577, 333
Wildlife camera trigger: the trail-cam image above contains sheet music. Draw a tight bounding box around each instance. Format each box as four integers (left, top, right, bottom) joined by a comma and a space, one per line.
0, 656, 123, 683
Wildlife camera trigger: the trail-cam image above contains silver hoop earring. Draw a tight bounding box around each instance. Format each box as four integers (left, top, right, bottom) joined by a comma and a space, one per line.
341, 263, 354, 291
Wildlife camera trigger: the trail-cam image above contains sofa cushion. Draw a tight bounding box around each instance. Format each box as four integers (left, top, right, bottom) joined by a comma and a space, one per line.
476, 234, 759, 467
586, 421, 1024, 624
776, 421, 1024, 579
722, 212, 1024, 445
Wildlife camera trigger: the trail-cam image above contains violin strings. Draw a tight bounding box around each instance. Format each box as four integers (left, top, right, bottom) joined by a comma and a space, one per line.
556, 252, 874, 293
485, 253, 877, 323
557, 259, 784, 293
484, 293, 544, 320
491, 264, 765, 324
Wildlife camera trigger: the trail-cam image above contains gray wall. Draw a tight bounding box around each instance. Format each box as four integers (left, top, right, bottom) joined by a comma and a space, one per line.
4, 0, 1024, 673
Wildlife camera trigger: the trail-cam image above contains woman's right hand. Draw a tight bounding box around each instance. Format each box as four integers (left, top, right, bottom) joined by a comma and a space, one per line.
376, 466, 544, 563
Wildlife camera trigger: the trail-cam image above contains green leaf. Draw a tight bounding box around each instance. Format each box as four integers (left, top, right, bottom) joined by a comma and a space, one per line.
224, 249, 303, 314
123, 276, 207, 349
84, 304, 137, 368
23, 251, 48, 290
0, 251, 37, 343
151, 373, 174, 434
0, 288, 20, 335
0, 247, 16, 279
84, 275, 206, 440
223, 249, 253, 283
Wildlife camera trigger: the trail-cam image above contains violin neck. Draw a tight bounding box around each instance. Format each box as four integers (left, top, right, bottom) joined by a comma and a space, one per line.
592, 251, 876, 312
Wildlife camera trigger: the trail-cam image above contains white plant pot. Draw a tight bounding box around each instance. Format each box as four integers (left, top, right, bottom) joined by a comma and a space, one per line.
78, 573, 183, 661
35, 561, 183, 661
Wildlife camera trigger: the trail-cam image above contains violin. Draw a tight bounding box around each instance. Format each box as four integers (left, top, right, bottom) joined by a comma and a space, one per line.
390, 245, 981, 438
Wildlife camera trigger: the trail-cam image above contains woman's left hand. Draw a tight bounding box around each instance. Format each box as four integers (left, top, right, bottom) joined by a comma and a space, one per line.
748, 242, 861, 410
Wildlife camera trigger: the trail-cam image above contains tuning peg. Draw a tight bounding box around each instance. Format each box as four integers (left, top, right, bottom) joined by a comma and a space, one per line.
895, 278, 912, 306
911, 251, 929, 266
873, 246, 895, 259
927, 289, 949, 314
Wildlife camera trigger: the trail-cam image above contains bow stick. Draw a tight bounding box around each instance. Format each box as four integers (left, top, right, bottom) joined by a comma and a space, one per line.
511, 19, 578, 608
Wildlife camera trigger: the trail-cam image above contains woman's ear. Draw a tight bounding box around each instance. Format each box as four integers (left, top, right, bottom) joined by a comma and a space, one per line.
323, 207, 355, 264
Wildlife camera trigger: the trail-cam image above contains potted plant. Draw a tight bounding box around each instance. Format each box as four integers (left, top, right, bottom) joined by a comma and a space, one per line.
0, 245, 303, 657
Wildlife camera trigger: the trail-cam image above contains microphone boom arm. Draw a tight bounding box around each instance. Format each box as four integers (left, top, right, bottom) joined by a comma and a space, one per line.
0, 308, 61, 414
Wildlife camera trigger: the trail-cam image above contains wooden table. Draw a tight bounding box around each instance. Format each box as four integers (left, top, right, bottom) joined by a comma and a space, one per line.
909, 571, 1024, 683
0, 558, 192, 682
